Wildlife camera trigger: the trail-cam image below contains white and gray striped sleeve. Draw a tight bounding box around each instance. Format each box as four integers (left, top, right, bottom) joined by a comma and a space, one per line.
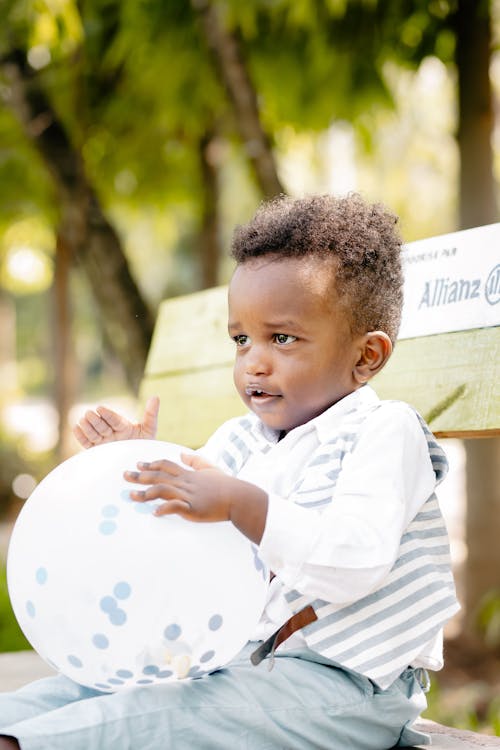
258, 404, 437, 605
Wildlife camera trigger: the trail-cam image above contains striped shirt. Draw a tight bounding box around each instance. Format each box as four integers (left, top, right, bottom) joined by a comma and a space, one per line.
201, 385, 460, 688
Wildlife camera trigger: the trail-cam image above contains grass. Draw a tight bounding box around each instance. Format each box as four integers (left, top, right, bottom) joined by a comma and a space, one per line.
0, 561, 31, 652
425, 676, 500, 736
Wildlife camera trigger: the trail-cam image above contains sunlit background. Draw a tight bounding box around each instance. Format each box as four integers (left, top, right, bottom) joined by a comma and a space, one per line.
1, 0, 499, 734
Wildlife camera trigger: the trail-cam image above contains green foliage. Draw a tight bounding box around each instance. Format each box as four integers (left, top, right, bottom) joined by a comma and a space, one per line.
491, 699, 500, 737
0, 0, 460, 226
0, 562, 31, 652
0, 431, 29, 519
425, 674, 500, 736
0, 0, 465, 267
0, 216, 54, 294
476, 590, 500, 649
225, 0, 458, 134
0, 104, 56, 226
1, 0, 219, 219
75, 0, 224, 207
0, 423, 54, 520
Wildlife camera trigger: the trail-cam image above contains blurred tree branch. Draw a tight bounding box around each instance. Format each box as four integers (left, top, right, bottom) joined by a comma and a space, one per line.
191, 0, 284, 198
0, 50, 154, 391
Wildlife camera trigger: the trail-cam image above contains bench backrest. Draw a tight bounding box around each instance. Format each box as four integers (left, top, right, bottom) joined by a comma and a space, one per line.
140, 224, 500, 447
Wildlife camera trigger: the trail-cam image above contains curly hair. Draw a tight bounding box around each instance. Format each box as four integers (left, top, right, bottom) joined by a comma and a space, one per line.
231, 193, 404, 344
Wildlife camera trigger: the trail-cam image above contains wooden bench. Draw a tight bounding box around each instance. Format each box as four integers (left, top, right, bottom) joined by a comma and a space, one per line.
2, 224, 499, 747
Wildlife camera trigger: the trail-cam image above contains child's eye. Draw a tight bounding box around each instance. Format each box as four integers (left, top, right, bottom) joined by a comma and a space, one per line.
274, 333, 297, 345
233, 334, 250, 346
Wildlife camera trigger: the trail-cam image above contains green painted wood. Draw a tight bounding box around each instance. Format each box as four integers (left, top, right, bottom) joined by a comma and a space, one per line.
372, 326, 500, 437
141, 285, 241, 446
140, 365, 244, 447
145, 286, 232, 377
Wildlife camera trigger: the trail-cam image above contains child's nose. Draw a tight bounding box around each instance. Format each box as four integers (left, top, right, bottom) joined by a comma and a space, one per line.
245, 345, 272, 376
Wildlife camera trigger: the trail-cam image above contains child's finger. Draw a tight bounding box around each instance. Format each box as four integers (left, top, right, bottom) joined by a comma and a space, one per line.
153, 499, 191, 517
142, 396, 160, 435
124, 470, 157, 485
76, 414, 103, 442
137, 459, 182, 474
85, 410, 114, 438
181, 453, 212, 471
95, 406, 126, 430
129, 484, 181, 502
72, 424, 94, 449
124, 467, 180, 485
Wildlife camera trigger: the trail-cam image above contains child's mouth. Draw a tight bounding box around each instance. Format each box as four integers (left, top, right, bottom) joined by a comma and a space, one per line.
245, 387, 280, 401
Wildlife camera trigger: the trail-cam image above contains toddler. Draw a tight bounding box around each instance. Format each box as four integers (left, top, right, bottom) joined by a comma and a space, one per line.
0, 194, 459, 749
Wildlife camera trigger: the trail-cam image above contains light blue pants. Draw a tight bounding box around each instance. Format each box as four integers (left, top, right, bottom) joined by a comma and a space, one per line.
0, 643, 430, 750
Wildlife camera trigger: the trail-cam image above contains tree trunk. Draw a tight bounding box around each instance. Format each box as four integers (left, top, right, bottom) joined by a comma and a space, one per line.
454, 0, 500, 638
57, 190, 154, 391
198, 131, 221, 288
464, 439, 500, 632
53, 231, 75, 461
191, 0, 285, 199
456, 0, 496, 228
1, 52, 154, 392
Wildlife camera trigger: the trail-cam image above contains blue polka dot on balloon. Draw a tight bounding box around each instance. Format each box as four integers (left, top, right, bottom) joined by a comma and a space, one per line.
26, 600, 35, 618
208, 614, 223, 631
107, 678, 124, 685
200, 650, 215, 663
109, 608, 127, 626
100, 596, 117, 614
143, 665, 159, 675
99, 521, 117, 535
116, 669, 134, 679
134, 503, 153, 515
113, 581, 131, 600
92, 633, 109, 650
136, 679, 153, 685
35, 567, 48, 585
67, 655, 83, 668
157, 670, 173, 678
164, 623, 181, 640
102, 504, 119, 518
120, 489, 133, 503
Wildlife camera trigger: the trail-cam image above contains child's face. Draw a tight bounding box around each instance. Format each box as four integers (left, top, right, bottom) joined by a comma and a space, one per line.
228, 256, 364, 434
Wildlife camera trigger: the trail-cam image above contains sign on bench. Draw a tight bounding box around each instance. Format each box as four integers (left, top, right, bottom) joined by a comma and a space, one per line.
399, 223, 499, 339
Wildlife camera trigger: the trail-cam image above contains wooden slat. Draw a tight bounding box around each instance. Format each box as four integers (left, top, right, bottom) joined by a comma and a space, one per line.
372, 327, 500, 437
141, 286, 240, 446
145, 286, 232, 377
140, 365, 244, 447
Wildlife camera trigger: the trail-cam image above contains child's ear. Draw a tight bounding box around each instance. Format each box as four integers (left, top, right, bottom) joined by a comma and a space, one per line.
353, 331, 393, 384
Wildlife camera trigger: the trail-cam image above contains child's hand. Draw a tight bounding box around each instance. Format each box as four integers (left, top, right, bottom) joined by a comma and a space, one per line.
124, 453, 233, 522
124, 453, 268, 543
73, 396, 160, 449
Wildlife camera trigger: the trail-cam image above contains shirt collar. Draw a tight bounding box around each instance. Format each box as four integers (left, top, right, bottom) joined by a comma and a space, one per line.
249, 385, 380, 447
312, 384, 380, 442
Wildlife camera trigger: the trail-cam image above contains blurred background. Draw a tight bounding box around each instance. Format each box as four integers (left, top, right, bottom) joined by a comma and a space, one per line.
0, 0, 499, 734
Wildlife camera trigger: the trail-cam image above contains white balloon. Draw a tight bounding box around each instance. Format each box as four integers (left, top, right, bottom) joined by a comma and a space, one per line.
7, 440, 269, 692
